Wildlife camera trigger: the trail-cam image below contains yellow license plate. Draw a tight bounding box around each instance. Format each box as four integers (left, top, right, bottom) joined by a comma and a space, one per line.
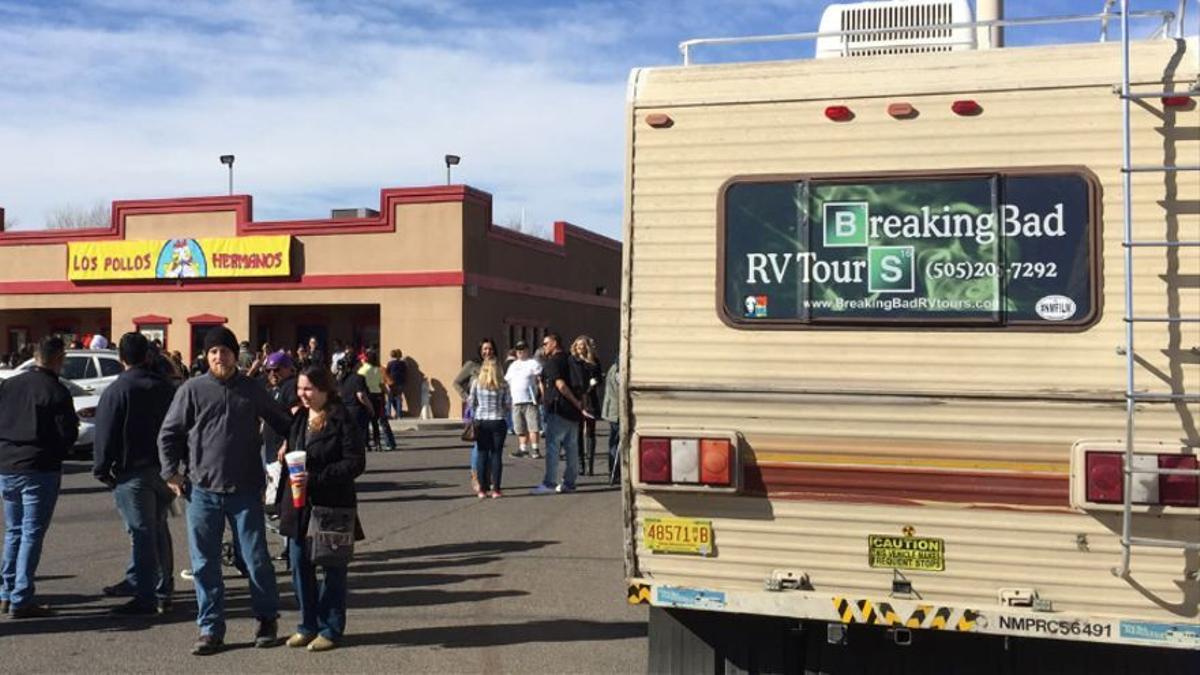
644, 518, 714, 556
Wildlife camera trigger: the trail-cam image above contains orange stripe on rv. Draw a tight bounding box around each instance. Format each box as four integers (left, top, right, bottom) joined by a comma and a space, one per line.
745, 462, 1070, 508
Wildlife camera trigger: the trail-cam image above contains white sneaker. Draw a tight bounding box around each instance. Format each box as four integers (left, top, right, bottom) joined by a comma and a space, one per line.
555, 484, 575, 494
530, 484, 555, 495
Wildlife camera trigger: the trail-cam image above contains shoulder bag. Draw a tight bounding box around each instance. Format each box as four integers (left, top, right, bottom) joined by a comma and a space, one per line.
307, 504, 356, 566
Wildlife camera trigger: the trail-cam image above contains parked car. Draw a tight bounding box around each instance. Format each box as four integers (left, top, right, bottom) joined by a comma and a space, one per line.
0, 349, 123, 396
62, 378, 99, 454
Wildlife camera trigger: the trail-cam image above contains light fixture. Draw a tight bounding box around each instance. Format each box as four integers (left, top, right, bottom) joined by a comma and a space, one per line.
444, 154, 461, 185
219, 154, 235, 195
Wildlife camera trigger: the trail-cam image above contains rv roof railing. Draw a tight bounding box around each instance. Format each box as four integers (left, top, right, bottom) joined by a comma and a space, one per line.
678, 9, 1181, 66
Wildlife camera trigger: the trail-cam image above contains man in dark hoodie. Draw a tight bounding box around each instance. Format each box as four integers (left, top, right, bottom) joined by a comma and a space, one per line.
93, 332, 178, 616
158, 327, 292, 655
0, 336, 78, 618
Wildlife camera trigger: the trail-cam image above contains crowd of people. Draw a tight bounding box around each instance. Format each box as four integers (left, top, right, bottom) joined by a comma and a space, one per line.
453, 331, 619, 499
0, 325, 618, 655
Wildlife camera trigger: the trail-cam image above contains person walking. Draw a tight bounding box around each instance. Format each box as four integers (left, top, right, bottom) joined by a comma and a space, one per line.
358, 349, 396, 452
503, 340, 542, 459
0, 337, 79, 618
454, 339, 496, 494
278, 367, 365, 652
602, 361, 620, 485
468, 359, 511, 498
158, 327, 293, 655
337, 362, 373, 448
569, 336, 604, 476
385, 349, 407, 420
531, 333, 591, 495
92, 333, 178, 616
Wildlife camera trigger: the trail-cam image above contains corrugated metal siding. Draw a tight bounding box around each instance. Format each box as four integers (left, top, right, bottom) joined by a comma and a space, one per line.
625, 40, 1199, 624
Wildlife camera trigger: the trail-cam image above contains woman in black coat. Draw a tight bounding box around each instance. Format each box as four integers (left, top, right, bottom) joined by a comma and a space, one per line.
277, 366, 365, 652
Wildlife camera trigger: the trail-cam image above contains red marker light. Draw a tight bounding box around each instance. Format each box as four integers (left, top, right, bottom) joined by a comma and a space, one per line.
1161, 96, 1193, 108
887, 102, 917, 119
825, 105, 854, 122
951, 99, 982, 116
1085, 452, 1123, 504
645, 113, 674, 128
639, 437, 672, 483
1159, 455, 1199, 507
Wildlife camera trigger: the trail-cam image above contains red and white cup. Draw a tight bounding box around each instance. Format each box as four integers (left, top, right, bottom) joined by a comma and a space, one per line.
285, 450, 307, 508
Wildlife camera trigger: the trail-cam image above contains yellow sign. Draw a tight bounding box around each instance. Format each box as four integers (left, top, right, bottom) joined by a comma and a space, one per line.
867, 534, 945, 572
644, 518, 714, 556
67, 236, 291, 281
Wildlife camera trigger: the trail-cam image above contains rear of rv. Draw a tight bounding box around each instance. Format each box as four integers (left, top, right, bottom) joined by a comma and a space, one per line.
620, 21, 1199, 671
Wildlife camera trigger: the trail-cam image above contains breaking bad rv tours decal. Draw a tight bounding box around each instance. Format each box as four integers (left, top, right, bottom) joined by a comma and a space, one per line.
723, 173, 1095, 326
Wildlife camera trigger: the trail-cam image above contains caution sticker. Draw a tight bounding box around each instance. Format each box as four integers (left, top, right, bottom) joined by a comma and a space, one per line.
867, 534, 945, 571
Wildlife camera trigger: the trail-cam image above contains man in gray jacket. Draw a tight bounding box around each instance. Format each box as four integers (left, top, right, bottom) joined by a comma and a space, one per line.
159, 327, 292, 655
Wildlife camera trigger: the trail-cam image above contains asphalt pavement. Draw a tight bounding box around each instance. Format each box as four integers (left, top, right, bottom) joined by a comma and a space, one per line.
0, 427, 646, 673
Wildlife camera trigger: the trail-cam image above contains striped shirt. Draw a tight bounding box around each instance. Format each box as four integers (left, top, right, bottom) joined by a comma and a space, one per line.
468, 382, 511, 420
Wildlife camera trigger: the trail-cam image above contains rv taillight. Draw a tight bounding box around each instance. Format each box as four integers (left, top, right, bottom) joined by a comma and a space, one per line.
639, 437, 671, 483
1159, 455, 1199, 506
1161, 96, 1192, 108
887, 102, 916, 119
1086, 452, 1123, 504
951, 100, 982, 116
699, 439, 732, 485
824, 105, 854, 122
670, 439, 699, 483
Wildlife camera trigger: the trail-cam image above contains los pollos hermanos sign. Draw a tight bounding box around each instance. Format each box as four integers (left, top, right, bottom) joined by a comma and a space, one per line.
67, 235, 292, 281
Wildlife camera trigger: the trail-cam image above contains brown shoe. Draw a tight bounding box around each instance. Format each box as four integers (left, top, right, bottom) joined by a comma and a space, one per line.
307, 635, 337, 652
10, 604, 55, 619
286, 632, 315, 648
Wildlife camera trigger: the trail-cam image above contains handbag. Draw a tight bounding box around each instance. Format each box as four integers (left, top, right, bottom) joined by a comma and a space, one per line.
307, 505, 356, 566
461, 400, 477, 442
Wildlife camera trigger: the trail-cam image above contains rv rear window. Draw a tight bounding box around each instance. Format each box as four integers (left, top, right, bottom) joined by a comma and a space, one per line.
720, 171, 1099, 329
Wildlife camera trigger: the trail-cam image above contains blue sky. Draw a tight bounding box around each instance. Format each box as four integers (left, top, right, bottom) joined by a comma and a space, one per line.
0, 1, 1193, 239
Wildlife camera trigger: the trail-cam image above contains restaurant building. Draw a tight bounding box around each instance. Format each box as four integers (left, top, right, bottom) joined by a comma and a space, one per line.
0, 184, 621, 417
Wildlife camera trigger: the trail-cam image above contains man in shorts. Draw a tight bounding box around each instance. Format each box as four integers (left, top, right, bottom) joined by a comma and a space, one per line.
503, 341, 542, 459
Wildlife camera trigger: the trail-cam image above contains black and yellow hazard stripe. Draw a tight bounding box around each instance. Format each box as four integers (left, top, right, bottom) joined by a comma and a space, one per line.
831, 597, 975, 632
627, 583, 651, 605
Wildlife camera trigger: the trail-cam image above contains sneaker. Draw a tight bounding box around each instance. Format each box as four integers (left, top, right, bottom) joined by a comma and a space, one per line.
272, 550, 289, 561
489, 490, 502, 499
9, 604, 55, 619
509, 450, 526, 458
476, 491, 487, 499
110, 599, 159, 616
555, 483, 576, 494
191, 634, 224, 656
102, 581, 136, 597
529, 452, 543, 459
530, 484, 555, 495
286, 632, 315, 648
179, 569, 194, 581
307, 635, 337, 652
254, 618, 279, 648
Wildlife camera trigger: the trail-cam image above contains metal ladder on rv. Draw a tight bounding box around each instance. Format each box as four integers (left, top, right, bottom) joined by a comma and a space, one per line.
1114, 0, 1200, 577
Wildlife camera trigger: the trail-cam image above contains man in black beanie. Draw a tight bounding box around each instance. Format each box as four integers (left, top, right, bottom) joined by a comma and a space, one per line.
158, 326, 293, 655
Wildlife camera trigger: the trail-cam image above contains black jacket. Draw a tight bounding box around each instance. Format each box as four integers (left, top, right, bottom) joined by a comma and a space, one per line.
93, 366, 177, 484
0, 367, 79, 473
277, 403, 366, 540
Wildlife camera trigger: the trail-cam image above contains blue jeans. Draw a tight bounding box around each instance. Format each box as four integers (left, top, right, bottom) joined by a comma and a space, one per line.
542, 413, 580, 489
113, 467, 174, 603
288, 536, 348, 640
386, 393, 403, 419
473, 419, 506, 492
186, 487, 278, 639
0, 472, 61, 609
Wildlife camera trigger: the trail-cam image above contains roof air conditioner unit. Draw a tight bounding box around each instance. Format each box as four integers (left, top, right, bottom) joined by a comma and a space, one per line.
816, 0, 976, 59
